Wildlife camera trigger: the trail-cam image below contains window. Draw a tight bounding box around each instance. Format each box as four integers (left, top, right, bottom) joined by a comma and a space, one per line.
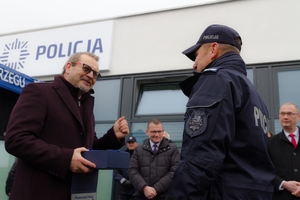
92, 79, 120, 121
136, 83, 188, 116
133, 74, 191, 119
95, 123, 114, 138
273, 69, 300, 133
278, 70, 300, 107
246, 68, 254, 84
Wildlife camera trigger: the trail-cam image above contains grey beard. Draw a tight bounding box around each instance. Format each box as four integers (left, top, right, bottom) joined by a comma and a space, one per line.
79, 84, 90, 93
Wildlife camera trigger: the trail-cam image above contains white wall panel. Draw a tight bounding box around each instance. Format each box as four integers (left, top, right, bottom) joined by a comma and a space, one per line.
105, 0, 300, 76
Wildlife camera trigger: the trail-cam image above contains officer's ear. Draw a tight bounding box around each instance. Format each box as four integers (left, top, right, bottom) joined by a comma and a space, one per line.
210, 42, 219, 60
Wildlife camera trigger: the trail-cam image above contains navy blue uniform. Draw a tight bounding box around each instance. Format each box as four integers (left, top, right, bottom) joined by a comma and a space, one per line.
114, 149, 136, 200
167, 53, 275, 199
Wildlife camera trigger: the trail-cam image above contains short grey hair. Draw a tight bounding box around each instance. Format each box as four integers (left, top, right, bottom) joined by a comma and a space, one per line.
280, 102, 300, 113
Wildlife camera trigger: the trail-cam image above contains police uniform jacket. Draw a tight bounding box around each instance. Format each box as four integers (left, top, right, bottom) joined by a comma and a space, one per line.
113, 148, 136, 196
129, 137, 180, 199
5, 75, 124, 200
167, 52, 275, 200
268, 127, 300, 200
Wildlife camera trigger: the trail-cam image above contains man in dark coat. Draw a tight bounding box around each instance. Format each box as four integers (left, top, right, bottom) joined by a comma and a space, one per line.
166, 24, 275, 199
129, 119, 180, 200
268, 102, 300, 199
5, 52, 129, 200
114, 136, 138, 200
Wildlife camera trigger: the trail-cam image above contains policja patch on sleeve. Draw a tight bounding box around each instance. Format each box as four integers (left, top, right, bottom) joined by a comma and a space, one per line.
185, 108, 208, 137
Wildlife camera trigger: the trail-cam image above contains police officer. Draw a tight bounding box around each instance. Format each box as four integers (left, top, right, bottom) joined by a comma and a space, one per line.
166, 24, 275, 199
114, 136, 138, 200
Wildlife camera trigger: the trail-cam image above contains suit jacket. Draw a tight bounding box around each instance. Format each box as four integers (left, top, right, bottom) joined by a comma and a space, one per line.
5, 75, 124, 200
268, 127, 300, 200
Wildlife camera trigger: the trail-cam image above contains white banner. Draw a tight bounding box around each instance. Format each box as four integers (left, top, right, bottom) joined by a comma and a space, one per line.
0, 20, 114, 77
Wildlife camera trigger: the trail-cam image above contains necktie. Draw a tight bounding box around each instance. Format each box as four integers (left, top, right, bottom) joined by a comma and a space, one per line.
153, 144, 157, 153
289, 134, 297, 148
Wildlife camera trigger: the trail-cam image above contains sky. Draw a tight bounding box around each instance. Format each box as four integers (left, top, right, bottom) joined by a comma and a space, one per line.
0, 0, 226, 35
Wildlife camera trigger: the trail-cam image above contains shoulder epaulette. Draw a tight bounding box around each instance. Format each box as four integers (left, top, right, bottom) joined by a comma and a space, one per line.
203, 67, 223, 74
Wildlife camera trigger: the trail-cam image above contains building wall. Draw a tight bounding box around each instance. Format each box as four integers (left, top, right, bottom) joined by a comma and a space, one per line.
105, 0, 300, 76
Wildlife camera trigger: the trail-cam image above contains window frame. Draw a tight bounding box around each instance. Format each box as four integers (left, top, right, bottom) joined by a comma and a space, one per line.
131, 70, 192, 122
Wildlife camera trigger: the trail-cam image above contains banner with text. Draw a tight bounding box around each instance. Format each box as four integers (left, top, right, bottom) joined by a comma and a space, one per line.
0, 20, 114, 77
0, 63, 38, 94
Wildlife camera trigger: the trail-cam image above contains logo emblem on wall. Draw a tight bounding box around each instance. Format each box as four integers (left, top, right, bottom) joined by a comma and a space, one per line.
0, 38, 30, 70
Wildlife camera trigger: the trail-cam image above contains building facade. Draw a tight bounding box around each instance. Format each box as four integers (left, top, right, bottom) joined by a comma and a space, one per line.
0, 0, 299, 199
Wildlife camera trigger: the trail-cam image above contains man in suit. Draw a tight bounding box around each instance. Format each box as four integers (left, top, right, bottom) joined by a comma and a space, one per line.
5, 52, 129, 200
129, 119, 180, 200
268, 102, 300, 199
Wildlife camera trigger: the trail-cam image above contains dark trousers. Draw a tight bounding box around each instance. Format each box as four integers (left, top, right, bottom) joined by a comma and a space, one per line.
118, 194, 135, 200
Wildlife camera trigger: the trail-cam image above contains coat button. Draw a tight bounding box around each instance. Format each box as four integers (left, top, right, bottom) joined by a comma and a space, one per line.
80, 132, 83, 135
294, 169, 298, 173
293, 152, 297, 156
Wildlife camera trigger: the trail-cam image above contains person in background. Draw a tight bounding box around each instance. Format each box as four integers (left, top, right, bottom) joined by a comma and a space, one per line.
4, 52, 129, 200
163, 131, 170, 140
268, 130, 274, 137
5, 158, 18, 197
114, 136, 138, 200
268, 102, 300, 199
166, 24, 275, 199
129, 119, 180, 200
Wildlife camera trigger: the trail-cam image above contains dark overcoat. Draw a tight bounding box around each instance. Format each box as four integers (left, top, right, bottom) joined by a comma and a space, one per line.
268, 127, 300, 200
5, 75, 124, 200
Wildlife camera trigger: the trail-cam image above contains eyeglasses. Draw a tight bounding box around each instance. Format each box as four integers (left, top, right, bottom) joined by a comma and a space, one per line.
149, 130, 164, 134
279, 112, 299, 117
71, 62, 101, 79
